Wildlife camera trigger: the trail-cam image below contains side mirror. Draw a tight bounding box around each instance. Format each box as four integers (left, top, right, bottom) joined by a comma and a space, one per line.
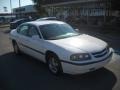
32, 35, 40, 40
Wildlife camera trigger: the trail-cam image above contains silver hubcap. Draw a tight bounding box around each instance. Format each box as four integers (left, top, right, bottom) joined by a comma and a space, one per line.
48, 57, 59, 74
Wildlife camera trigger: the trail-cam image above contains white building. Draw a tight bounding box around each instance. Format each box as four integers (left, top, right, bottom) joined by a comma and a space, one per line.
43, 0, 111, 25
13, 5, 38, 19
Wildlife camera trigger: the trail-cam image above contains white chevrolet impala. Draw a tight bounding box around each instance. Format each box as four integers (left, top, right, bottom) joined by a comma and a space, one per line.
10, 20, 113, 75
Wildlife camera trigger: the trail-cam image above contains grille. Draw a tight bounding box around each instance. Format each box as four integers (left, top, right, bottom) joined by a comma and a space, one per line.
92, 47, 109, 58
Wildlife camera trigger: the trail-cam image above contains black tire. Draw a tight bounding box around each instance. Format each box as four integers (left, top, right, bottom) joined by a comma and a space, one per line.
47, 54, 62, 75
13, 42, 21, 55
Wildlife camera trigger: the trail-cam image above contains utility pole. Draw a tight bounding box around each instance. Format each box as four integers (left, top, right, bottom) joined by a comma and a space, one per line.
19, 0, 21, 18
10, 0, 12, 12
19, 0, 21, 8
10, 0, 12, 19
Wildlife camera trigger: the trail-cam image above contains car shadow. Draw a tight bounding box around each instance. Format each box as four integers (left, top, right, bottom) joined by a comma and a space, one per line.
0, 52, 117, 90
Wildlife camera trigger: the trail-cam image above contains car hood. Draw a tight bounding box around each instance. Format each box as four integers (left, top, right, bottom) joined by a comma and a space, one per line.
48, 34, 107, 53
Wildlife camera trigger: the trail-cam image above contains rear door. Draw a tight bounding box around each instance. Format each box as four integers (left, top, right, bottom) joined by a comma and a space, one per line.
16, 24, 31, 54
26, 25, 46, 62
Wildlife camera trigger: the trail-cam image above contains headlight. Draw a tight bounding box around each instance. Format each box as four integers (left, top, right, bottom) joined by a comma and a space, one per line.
70, 53, 91, 61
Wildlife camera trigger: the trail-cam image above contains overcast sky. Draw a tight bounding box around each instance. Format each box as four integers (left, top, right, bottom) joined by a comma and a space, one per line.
0, 0, 33, 13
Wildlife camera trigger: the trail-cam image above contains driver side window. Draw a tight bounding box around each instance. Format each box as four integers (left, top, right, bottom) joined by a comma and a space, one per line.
28, 25, 40, 38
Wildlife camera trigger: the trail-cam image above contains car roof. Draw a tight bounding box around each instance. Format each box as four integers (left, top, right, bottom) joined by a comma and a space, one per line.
26, 20, 65, 26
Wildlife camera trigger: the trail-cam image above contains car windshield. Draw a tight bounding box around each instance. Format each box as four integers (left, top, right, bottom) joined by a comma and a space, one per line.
39, 23, 80, 40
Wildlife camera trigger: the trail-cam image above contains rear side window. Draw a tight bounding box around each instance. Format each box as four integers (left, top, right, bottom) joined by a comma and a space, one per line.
17, 25, 29, 36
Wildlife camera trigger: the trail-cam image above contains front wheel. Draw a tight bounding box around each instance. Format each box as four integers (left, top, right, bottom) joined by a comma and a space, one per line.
47, 54, 62, 75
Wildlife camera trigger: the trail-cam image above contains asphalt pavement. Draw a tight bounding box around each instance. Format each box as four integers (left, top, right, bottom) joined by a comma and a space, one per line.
0, 27, 120, 90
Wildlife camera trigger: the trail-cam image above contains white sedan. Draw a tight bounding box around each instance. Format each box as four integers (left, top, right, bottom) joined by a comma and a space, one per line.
10, 20, 113, 75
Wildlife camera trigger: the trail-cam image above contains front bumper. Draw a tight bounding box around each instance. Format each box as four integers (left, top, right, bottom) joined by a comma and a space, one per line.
61, 51, 113, 75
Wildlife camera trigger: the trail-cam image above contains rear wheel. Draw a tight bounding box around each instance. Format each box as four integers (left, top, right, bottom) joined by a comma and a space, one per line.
47, 54, 62, 75
13, 42, 21, 55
